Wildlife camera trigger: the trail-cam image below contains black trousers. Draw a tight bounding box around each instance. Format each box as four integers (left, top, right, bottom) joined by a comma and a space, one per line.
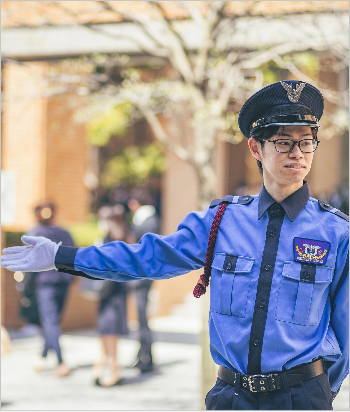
135, 281, 153, 363
205, 373, 333, 410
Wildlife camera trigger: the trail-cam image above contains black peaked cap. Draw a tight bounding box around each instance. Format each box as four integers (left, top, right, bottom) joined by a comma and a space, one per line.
238, 80, 324, 138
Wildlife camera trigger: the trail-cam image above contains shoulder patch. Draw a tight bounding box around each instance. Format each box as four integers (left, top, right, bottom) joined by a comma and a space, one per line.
210, 195, 234, 208
335, 210, 349, 222
318, 200, 349, 222
210, 195, 254, 208
318, 200, 333, 212
238, 195, 254, 205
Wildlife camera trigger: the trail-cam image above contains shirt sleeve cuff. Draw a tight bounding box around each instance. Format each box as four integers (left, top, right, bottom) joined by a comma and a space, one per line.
55, 246, 102, 280
55, 246, 79, 271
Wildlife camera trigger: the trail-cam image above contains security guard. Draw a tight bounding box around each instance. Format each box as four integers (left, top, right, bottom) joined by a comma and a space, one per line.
2, 81, 348, 410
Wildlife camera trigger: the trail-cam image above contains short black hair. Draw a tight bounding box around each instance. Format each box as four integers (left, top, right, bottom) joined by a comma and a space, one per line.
249, 126, 318, 175
34, 201, 56, 224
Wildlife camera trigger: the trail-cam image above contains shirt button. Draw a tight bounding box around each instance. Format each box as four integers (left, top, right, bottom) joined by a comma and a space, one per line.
269, 230, 276, 237
264, 264, 271, 271
303, 271, 310, 279
253, 340, 260, 346
226, 262, 232, 270
259, 301, 265, 308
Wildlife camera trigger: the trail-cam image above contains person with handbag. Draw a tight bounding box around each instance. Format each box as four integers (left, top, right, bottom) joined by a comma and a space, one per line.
92, 204, 130, 387
2, 81, 348, 409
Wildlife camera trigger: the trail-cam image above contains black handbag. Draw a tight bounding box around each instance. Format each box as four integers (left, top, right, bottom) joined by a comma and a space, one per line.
19, 272, 41, 325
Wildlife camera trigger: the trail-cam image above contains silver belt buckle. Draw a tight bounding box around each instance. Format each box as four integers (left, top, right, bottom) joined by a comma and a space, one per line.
248, 374, 268, 392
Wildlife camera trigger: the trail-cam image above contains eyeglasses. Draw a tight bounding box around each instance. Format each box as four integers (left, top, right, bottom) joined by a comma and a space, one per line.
262, 138, 320, 153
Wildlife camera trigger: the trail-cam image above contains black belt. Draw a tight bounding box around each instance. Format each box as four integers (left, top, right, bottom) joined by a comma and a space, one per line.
218, 359, 324, 393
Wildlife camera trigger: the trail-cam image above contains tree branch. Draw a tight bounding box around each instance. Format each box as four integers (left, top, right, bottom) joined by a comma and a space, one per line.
146, 1, 195, 85
271, 54, 344, 104
98, 1, 166, 50
239, 38, 346, 70
193, 1, 226, 86
49, 1, 169, 58
178, 1, 204, 25
137, 104, 193, 164
218, 67, 245, 112
151, 1, 188, 51
98, 1, 195, 85
211, 2, 260, 54
85, 23, 169, 58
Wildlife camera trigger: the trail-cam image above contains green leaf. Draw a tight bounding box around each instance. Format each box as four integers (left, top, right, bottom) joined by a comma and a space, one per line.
63, 216, 103, 247
86, 104, 132, 146
101, 143, 165, 187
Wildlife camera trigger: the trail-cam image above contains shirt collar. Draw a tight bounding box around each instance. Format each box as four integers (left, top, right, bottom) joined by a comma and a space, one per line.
258, 181, 310, 221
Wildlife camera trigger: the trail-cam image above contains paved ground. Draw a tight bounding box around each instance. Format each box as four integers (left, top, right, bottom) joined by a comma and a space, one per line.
1, 320, 201, 411
2, 316, 349, 411
333, 376, 349, 411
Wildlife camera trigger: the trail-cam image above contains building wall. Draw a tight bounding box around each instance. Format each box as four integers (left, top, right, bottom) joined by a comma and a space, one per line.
154, 149, 202, 317
2, 62, 48, 231
45, 93, 90, 223
303, 64, 346, 197
2, 61, 94, 331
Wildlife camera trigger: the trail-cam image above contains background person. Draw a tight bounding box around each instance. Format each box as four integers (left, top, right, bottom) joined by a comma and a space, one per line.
26, 201, 75, 377
127, 187, 160, 373
1, 326, 12, 355
93, 204, 130, 387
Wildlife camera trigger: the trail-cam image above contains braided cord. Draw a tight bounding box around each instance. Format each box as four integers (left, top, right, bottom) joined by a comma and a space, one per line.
193, 202, 228, 298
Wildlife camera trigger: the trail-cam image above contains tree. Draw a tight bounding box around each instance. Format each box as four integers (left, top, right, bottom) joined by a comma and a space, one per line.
43, 1, 348, 208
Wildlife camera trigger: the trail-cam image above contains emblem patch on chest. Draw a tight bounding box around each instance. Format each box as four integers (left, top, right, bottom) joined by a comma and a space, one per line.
293, 237, 330, 265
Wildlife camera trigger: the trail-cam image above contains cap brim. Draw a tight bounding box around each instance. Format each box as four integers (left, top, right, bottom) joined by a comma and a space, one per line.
254, 121, 320, 129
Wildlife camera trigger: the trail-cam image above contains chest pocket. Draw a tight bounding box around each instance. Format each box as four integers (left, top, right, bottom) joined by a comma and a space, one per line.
212, 254, 254, 317
275, 261, 333, 326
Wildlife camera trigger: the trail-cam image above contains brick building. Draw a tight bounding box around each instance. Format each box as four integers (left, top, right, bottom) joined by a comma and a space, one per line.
1, 1, 348, 330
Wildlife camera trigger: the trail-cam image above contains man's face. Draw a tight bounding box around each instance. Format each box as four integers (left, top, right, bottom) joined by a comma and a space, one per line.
249, 125, 316, 189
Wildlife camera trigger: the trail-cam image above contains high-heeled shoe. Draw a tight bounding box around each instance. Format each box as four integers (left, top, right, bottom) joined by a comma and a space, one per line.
94, 377, 125, 387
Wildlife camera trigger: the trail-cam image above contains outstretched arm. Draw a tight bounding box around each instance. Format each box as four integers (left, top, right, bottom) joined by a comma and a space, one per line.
2, 207, 212, 282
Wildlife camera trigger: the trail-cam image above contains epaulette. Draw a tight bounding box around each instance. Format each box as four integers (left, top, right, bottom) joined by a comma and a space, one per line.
318, 200, 349, 222
210, 195, 254, 208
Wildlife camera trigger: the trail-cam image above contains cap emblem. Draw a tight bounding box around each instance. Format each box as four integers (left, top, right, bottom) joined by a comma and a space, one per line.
280, 81, 306, 103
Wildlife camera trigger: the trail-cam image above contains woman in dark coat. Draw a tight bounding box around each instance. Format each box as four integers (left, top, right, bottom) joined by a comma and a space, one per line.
93, 204, 130, 387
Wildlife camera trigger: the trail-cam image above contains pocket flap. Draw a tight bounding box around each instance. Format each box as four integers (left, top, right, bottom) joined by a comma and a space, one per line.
212, 253, 254, 273
282, 261, 332, 283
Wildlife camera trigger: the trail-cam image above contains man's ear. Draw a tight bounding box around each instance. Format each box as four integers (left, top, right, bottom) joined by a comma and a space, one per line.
248, 138, 262, 161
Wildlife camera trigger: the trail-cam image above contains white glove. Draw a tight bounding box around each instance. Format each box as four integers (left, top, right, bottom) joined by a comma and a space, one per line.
1, 236, 61, 272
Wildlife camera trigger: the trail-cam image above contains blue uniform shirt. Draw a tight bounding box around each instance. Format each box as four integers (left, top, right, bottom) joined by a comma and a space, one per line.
55, 182, 349, 392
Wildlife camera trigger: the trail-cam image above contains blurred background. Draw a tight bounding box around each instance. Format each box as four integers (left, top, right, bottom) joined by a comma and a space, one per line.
1, 1, 349, 410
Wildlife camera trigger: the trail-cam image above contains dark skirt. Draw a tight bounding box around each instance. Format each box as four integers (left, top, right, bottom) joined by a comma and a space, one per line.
97, 292, 128, 336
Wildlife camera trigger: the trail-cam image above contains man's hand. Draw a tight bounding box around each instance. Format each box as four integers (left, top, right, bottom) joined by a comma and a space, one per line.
1, 236, 61, 272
